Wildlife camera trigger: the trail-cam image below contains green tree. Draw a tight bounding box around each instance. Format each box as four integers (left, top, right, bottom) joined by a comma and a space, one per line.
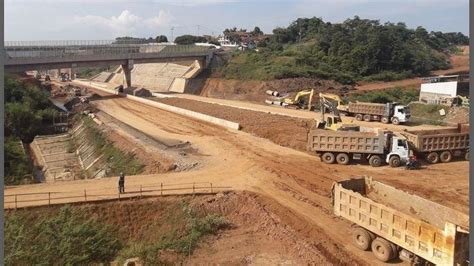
155, 35, 168, 43
4, 138, 30, 185
251, 26, 263, 36
174, 35, 207, 45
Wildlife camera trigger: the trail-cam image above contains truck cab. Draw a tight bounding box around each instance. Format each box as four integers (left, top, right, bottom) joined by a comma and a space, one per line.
392, 105, 410, 124
386, 135, 409, 167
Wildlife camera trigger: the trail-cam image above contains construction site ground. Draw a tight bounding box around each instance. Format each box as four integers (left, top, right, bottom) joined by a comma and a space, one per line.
6, 85, 468, 264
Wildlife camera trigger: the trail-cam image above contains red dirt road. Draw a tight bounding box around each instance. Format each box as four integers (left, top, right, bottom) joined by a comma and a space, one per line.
6, 91, 468, 264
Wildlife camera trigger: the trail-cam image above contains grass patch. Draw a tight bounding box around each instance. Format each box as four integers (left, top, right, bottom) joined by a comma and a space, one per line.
77, 116, 144, 176
349, 87, 419, 105
408, 103, 450, 125
5, 205, 122, 265
116, 203, 228, 264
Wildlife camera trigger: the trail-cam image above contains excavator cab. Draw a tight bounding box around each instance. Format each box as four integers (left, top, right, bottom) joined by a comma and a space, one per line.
315, 115, 344, 131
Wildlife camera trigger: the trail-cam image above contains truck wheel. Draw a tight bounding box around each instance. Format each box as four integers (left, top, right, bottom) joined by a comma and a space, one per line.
392, 117, 400, 125
336, 153, 350, 165
381, 117, 390, 124
322, 152, 336, 164
439, 151, 452, 163
355, 114, 363, 121
389, 156, 401, 167
465, 151, 469, 161
426, 152, 439, 164
369, 155, 382, 167
352, 227, 373, 251
363, 114, 371, 122
371, 237, 395, 262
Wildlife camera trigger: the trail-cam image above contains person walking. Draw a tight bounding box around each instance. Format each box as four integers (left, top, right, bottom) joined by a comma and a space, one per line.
118, 172, 125, 194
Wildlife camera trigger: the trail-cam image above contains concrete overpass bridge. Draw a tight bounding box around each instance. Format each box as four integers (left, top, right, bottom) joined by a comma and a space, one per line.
4, 40, 214, 87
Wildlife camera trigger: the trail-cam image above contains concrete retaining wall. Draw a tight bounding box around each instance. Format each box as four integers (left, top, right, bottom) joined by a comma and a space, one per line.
169, 77, 187, 93
75, 80, 240, 130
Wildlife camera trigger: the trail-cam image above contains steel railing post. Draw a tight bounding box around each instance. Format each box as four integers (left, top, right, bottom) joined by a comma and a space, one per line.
15, 195, 17, 209
48, 192, 51, 206
161, 183, 163, 196
84, 189, 87, 202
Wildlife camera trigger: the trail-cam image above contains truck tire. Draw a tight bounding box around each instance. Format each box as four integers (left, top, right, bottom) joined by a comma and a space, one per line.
371, 237, 395, 262
389, 156, 401, 167
439, 151, 452, 163
336, 153, 350, 165
352, 227, 374, 251
355, 114, 363, 121
363, 114, 371, 122
465, 151, 469, 161
426, 152, 439, 164
369, 155, 382, 167
392, 117, 400, 125
381, 117, 390, 124
322, 152, 336, 164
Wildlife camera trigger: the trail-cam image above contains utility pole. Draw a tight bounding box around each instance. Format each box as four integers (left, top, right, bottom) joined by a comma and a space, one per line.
170, 26, 174, 43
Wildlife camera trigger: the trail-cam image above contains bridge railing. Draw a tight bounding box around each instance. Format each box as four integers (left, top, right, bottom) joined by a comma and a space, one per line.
4, 42, 213, 61
4, 40, 116, 47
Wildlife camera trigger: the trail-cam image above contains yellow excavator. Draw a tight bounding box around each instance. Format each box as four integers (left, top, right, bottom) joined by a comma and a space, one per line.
265, 89, 315, 110
316, 93, 358, 131
318, 92, 349, 112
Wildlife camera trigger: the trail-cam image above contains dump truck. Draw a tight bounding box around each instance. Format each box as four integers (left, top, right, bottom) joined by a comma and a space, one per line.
333, 176, 469, 265
307, 128, 409, 167
344, 102, 410, 124
401, 124, 469, 164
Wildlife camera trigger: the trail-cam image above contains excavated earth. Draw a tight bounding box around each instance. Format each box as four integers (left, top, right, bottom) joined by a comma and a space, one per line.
154, 97, 313, 152
196, 77, 354, 103
7, 82, 468, 265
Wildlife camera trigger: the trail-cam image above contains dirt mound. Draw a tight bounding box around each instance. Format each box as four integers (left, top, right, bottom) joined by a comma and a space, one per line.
445, 107, 469, 124
198, 78, 353, 103
155, 97, 313, 152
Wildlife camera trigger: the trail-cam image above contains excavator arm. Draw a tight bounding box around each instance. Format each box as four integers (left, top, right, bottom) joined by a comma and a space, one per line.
266, 89, 314, 110
319, 93, 348, 112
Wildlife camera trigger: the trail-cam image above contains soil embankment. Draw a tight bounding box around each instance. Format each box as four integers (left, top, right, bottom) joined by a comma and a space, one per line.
192, 77, 353, 103
154, 97, 313, 152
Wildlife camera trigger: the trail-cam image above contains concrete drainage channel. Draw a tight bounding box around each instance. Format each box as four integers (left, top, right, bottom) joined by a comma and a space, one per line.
30, 121, 108, 182
73, 80, 241, 130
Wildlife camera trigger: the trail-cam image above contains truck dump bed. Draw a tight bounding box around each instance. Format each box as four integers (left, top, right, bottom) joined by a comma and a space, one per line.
348, 102, 388, 116
402, 125, 469, 152
333, 177, 469, 265
307, 128, 384, 154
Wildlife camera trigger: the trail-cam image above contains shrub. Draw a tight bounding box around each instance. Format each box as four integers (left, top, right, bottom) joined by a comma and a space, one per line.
5, 206, 122, 265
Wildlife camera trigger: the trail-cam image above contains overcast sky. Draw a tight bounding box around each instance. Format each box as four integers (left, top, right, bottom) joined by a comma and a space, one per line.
5, 0, 469, 41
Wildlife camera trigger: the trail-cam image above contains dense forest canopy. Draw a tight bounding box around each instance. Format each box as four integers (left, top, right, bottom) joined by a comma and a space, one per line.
220, 16, 469, 84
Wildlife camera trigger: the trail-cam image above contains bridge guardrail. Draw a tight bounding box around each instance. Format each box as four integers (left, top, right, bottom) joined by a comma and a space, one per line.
4, 43, 213, 61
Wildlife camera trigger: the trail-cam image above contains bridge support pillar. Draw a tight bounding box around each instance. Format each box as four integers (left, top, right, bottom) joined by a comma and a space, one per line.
122, 60, 134, 88
71, 64, 77, 80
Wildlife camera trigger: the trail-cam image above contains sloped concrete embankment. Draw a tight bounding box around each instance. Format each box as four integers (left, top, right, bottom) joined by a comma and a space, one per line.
70, 120, 109, 178
30, 133, 83, 182
29, 121, 109, 182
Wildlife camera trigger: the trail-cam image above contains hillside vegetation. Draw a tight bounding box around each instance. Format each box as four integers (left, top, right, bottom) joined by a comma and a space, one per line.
5, 76, 58, 185
5, 200, 228, 265
219, 16, 468, 84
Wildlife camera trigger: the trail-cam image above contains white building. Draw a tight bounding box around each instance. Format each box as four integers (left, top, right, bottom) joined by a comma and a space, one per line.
419, 75, 469, 105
